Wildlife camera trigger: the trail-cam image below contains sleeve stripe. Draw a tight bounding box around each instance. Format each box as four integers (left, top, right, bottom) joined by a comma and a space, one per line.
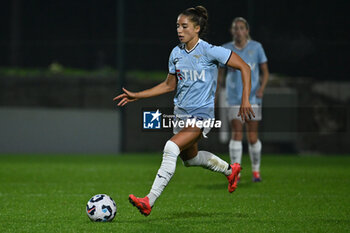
224, 51, 233, 65
169, 72, 176, 75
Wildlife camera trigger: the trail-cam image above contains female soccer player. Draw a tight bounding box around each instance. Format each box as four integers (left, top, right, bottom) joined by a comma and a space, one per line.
114, 6, 254, 216
218, 17, 269, 182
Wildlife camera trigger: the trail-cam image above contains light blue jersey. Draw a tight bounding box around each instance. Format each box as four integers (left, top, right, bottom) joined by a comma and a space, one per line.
222, 40, 267, 105
168, 39, 232, 119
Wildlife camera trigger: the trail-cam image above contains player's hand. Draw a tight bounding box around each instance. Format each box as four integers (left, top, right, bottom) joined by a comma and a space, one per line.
113, 88, 138, 106
238, 100, 255, 122
256, 88, 264, 98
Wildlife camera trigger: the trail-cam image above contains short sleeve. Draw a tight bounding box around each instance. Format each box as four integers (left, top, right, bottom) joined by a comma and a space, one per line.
168, 50, 176, 75
257, 43, 268, 64
206, 45, 232, 65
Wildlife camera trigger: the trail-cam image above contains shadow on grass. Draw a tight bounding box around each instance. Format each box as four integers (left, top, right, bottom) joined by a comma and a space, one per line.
194, 180, 254, 190
117, 211, 251, 224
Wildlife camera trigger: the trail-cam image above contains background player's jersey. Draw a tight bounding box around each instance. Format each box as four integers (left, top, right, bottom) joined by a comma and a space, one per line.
222, 40, 267, 106
168, 39, 231, 119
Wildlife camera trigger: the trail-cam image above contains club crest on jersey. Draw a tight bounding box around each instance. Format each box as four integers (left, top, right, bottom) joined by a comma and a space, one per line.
173, 57, 181, 65
143, 109, 162, 129
247, 62, 256, 71
176, 69, 205, 81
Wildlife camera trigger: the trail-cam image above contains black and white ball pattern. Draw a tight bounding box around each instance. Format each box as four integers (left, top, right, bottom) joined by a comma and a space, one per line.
86, 194, 117, 222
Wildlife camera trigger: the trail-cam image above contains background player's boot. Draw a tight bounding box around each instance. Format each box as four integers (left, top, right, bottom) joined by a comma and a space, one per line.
226, 163, 242, 193
252, 171, 262, 182
128, 194, 152, 216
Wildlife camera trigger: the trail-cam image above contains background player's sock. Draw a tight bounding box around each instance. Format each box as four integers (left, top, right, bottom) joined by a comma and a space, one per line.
183, 151, 231, 176
248, 139, 262, 172
229, 139, 242, 165
147, 140, 180, 207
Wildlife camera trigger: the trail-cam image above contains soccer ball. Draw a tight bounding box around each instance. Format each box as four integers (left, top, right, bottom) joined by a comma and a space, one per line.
86, 194, 117, 222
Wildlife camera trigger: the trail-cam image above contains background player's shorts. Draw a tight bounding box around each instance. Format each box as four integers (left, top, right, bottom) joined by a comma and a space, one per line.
172, 117, 212, 138
228, 104, 262, 122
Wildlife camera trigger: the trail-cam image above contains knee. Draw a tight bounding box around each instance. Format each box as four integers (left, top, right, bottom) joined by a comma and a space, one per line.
229, 139, 242, 150
247, 133, 258, 144
164, 140, 180, 157
249, 139, 262, 151
160, 140, 180, 172
232, 132, 243, 141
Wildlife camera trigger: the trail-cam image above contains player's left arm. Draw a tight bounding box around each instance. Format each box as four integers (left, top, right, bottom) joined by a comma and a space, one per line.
256, 62, 270, 98
226, 52, 255, 121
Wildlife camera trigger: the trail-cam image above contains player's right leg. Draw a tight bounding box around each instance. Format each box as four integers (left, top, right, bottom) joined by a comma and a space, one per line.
129, 126, 201, 216
229, 119, 244, 165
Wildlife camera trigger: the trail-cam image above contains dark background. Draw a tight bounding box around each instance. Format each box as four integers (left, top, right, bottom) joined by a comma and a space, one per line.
0, 0, 349, 154
1, 0, 349, 79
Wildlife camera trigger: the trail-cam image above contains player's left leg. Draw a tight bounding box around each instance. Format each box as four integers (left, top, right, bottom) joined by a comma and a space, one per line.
246, 120, 262, 182
181, 142, 241, 193
181, 143, 231, 175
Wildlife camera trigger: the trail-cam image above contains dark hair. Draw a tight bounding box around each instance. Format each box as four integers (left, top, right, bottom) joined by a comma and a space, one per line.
181, 6, 208, 37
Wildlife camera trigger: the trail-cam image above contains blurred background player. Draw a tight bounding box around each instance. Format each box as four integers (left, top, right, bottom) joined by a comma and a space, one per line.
218, 17, 269, 182
114, 6, 254, 216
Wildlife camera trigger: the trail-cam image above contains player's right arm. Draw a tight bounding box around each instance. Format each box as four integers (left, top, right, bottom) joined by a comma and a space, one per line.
217, 67, 226, 88
113, 73, 177, 107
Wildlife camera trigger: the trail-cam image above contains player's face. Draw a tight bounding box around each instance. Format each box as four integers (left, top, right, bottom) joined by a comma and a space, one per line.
177, 14, 200, 43
231, 21, 249, 42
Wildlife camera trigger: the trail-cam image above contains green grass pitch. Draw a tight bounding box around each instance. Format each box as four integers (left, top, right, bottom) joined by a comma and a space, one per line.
0, 154, 349, 232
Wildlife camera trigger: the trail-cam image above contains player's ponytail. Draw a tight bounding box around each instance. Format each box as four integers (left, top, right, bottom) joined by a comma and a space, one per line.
181, 5, 208, 37
194, 6, 208, 21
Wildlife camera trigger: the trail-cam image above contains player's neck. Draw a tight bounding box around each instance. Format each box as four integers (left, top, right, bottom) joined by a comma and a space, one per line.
185, 37, 200, 52
234, 39, 248, 50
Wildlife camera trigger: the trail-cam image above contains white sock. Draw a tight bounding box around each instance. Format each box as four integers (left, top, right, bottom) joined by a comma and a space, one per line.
248, 139, 262, 172
229, 140, 242, 165
183, 151, 232, 176
147, 140, 180, 206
